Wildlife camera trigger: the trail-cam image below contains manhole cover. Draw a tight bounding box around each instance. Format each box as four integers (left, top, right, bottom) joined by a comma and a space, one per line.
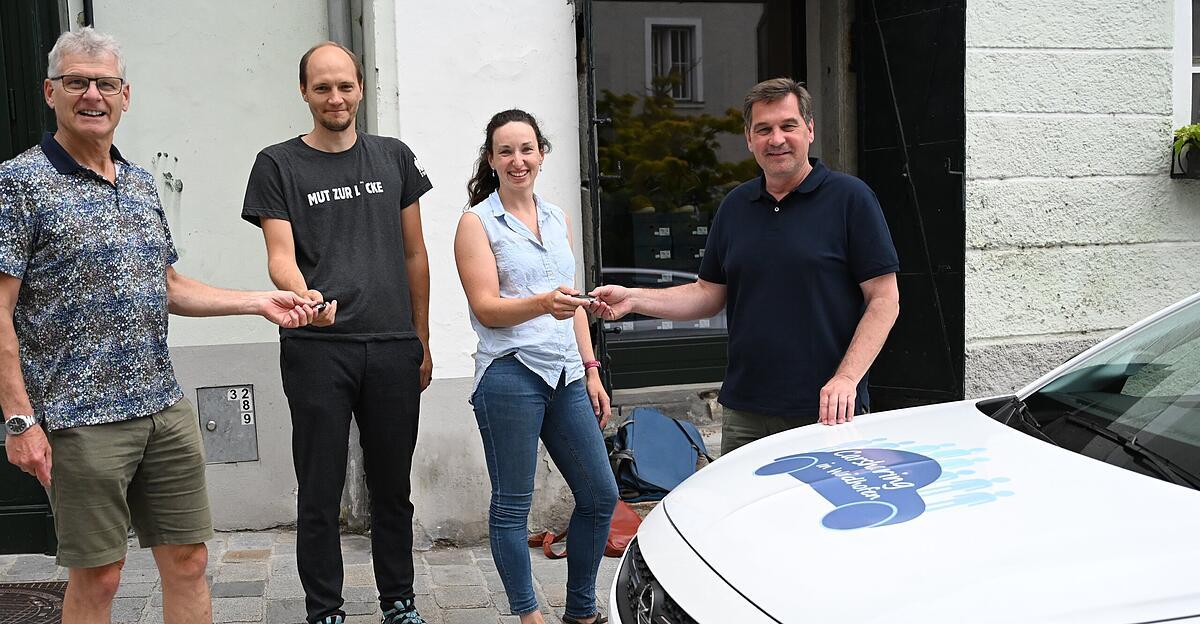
0, 582, 66, 624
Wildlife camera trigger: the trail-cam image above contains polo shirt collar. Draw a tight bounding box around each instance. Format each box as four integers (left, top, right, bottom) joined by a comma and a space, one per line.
40, 132, 128, 175
755, 157, 829, 202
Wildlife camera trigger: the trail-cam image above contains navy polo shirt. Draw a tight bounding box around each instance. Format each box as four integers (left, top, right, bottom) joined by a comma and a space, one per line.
699, 159, 898, 418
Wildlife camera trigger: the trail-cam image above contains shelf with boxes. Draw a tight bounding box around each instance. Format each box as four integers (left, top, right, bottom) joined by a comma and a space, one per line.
630, 209, 712, 272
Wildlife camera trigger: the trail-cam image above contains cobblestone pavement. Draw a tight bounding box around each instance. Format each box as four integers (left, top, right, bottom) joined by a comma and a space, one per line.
0, 530, 619, 624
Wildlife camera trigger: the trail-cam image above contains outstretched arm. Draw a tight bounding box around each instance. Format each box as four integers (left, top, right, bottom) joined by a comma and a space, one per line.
589, 279, 726, 322
166, 266, 317, 328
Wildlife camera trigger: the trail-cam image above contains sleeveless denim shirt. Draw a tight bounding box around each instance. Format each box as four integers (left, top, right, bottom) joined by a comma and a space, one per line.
467, 191, 584, 392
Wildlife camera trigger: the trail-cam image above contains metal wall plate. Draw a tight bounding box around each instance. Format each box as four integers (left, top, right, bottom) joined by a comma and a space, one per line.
196, 385, 260, 464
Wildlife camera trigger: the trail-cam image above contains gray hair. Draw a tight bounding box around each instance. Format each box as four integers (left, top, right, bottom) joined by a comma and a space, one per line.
47, 27, 126, 79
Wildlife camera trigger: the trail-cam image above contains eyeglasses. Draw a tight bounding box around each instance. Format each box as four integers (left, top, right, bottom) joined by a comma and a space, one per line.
50, 75, 124, 96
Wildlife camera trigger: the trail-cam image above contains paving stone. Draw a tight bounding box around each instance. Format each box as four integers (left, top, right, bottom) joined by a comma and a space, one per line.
541, 583, 567, 608
269, 555, 299, 575
265, 598, 307, 624
216, 562, 269, 582
211, 580, 267, 598
433, 585, 491, 609
344, 601, 378, 616
111, 597, 148, 624
490, 592, 512, 615
274, 531, 298, 544
264, 575, 307, 599
212, 596, 264, 623
272, 542, 297, 555
431, 564, 484, 587
343, 585, 378, 604
443, 608, 502, 624
229, 533, 277, 550
120, 567, 165, 584
343, 563, 375, 587
340, 550, 373, 565
481, 569, 505, 593
123, 549, 159, 570
4, 555, 57, 577
138, 607, 165, 624
224, 549, 272, 562
424, 549, 473, 565
413, 594, 444, 624
115, 582, 157, 598
340, 535, 372, 552
412, 573, 432, 594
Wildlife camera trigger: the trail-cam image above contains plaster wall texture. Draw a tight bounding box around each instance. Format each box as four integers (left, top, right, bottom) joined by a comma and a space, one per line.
964, 0, 1200, 397
967, 0, 1171, 48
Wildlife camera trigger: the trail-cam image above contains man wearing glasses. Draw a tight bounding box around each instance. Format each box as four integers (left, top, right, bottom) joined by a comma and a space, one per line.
0, 28, 318, 624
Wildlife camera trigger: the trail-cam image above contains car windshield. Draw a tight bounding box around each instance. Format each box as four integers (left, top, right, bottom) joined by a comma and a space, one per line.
1022, 297, 1200, 488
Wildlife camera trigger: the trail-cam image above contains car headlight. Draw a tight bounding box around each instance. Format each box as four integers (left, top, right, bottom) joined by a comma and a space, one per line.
615, 538, 698, 624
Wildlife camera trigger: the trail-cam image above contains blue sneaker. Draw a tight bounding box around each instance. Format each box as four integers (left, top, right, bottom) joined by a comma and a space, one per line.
316, 616, 345, 624
381, 598, 426, 624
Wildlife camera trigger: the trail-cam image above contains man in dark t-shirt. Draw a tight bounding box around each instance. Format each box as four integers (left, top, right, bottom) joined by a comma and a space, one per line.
241, 42, 433, 624
592, 78, 900, 457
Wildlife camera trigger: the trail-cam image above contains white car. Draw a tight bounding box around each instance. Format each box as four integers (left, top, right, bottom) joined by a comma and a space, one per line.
610, 293, 1200, 623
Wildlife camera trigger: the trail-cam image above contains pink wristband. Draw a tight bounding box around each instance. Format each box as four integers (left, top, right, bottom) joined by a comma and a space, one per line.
583, 360, 601, 371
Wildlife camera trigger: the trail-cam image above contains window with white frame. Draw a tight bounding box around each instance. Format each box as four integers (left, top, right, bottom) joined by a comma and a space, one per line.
645, 17, 703, 102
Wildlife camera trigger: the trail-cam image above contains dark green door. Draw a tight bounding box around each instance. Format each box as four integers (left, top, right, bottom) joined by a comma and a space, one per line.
0, 0, 62, 556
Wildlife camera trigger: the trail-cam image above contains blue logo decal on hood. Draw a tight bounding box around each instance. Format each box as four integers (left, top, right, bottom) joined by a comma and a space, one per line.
756, 439, 1014, 530
756, 448, 941, 530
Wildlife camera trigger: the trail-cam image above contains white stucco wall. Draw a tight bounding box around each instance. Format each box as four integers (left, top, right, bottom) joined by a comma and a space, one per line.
964, 0, 1200, 396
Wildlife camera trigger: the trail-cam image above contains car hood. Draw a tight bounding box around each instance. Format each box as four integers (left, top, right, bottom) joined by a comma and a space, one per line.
662, 400, 1200, 623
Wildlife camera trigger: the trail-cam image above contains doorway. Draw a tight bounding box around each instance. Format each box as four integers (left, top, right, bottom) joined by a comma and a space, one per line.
0, 0, 63, 556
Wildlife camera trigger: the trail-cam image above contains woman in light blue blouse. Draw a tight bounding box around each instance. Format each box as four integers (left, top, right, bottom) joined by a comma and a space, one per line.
454, 109, 617, 624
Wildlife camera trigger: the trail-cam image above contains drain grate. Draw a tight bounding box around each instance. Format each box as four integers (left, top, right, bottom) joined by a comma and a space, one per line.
0, 582, 66, 624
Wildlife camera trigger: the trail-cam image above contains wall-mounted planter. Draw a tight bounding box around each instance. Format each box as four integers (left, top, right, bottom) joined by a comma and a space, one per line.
1170, 144, 1200, 179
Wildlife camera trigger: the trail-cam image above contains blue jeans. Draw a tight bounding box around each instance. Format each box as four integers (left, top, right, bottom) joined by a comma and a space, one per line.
472, 355, 618, 617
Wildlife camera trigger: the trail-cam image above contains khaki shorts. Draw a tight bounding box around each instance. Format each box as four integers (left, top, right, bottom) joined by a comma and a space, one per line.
720, 406, 817, 457
47, 398, 213, 568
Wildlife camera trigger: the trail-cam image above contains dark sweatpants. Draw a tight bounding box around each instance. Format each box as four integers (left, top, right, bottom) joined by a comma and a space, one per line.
280, 337, 424, 623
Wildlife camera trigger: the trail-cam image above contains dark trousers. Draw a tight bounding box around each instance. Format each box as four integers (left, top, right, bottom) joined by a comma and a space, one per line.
280, 337, 424, 623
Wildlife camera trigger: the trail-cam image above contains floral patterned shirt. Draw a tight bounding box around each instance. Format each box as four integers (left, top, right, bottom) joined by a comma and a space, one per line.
0, 134, 182, 431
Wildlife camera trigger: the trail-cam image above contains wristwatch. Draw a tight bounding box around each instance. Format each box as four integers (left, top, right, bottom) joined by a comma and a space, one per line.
4, 415, 37, 436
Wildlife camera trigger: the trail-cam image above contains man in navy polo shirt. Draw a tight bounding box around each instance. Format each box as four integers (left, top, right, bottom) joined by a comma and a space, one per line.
592, 78, 900, 456
0, 28, 317, 624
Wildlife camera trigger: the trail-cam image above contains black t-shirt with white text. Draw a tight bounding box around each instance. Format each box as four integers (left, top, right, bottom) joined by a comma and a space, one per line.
242, 133, 432, 341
